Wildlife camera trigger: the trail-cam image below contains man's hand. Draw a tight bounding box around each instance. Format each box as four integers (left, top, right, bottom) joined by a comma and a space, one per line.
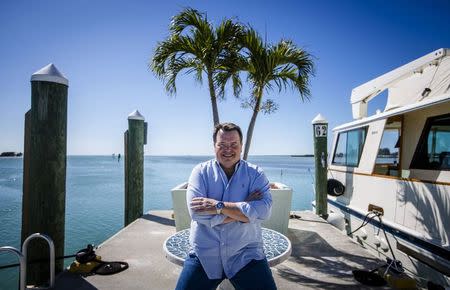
245, 191, 264, 202
190, 197, 218, 215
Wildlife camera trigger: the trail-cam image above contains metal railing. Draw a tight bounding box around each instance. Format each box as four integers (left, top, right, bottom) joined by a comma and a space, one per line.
0, 233, 55, 290
0, 246, 25, 290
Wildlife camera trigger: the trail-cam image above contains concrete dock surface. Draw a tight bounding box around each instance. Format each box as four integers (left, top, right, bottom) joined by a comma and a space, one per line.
55, 210, 391, 289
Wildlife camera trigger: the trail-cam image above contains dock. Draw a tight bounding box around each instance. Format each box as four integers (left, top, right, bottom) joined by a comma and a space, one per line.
55, 210, 389, 289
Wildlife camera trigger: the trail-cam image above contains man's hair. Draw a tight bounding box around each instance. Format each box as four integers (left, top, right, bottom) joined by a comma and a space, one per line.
213, 123, 243, 144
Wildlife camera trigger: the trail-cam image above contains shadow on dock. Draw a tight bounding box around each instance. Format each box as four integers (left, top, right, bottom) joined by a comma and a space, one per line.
141, 213, 175, 227
55, 210, 389, 289
277, 227, 384, 289
54, 272, 99, 289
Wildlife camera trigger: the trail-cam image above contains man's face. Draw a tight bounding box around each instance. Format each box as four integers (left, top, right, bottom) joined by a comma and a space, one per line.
215, 129, 242, 171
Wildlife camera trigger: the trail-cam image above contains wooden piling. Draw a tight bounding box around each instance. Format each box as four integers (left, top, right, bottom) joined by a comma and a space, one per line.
124, 110, 146, 226
312, 114, 328, 218
21, 64, 68, 285
21, 110, 31, 248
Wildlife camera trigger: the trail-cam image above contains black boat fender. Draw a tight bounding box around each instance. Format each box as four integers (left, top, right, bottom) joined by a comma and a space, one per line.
327, 179, 345, 196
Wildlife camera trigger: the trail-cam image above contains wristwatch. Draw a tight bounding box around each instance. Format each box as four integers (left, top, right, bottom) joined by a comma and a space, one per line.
215, 201, 224, 214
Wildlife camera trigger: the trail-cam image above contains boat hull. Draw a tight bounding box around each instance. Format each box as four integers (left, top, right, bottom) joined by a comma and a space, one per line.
327, 192, 450, 287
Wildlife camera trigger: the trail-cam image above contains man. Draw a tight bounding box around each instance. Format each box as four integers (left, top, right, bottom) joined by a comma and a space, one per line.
175, 123, 277, 290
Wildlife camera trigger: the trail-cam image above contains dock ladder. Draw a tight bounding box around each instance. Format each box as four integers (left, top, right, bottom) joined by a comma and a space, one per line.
0, 233, 55, 290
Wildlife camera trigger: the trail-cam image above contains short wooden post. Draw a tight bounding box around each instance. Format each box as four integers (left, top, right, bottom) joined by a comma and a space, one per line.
124, 110, 146, 226
21, 64, 68, 285
312, 114, 328, 219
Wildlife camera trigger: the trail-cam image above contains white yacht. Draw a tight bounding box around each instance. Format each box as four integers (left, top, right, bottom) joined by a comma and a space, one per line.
327, 48, 450, 287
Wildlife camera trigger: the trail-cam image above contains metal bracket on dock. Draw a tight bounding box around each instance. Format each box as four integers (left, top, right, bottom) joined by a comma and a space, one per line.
22, 233, 55, 289
0, 233, 56, 290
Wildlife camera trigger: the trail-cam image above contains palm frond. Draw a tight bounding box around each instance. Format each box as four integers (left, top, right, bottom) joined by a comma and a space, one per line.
164, 57, 202, 95
270, 40, 315, 85
215, 19, 244, 52
214, 69, 243, 100
151, 35, 198, 75
214, 51, 247, 99
170, 8, 210, 36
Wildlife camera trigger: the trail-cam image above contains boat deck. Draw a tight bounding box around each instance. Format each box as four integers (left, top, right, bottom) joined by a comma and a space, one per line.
55, 210, 390, 289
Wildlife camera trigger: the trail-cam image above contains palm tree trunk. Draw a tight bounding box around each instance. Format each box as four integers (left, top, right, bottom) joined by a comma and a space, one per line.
243, 89, 263, 160
207, 71, 220, 126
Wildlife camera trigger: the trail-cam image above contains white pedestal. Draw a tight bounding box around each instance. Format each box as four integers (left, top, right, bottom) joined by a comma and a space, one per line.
171, 182, 293, 234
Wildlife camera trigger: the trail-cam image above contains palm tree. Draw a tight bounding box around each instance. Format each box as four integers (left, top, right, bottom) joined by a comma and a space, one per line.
151, 8, 243, 126
239, 28, 314, 160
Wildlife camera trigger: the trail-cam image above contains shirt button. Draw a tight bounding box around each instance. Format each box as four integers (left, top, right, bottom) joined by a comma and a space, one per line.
221, 242, 225, 246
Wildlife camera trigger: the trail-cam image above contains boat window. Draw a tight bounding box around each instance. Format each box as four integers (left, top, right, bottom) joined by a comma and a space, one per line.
411, 113, 450, 170
374, 118, 402, 176
332, 127, 367, 167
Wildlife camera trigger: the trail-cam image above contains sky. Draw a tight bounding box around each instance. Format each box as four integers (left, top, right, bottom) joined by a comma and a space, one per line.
0, 0, 449, 156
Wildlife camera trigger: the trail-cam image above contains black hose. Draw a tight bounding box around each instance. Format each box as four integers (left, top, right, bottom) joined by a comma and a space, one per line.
0, 254, 77, 271
348, 212, 377, 235
376, 214, 397, 262
349, 210, 404, 275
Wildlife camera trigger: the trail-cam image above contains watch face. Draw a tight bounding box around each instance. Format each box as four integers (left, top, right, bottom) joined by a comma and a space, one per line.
216, 201, 224, 209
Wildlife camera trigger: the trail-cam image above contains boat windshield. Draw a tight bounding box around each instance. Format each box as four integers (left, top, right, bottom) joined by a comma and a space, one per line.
411, 113, 450, 170
374, 117, 402, 177
332, 127, 368, 167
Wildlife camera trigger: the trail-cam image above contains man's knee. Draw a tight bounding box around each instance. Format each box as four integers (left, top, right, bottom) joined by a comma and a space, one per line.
230, 259, 277, 290
175, 254, 223, 290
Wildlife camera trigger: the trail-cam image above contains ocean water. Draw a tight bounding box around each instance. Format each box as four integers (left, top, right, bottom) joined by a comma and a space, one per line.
0, 155, 314, 289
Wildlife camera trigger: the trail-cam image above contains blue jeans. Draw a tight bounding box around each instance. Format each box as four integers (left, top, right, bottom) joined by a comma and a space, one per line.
175, 254, 277, 290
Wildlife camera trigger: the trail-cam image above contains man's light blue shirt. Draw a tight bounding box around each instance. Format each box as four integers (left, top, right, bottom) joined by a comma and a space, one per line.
186, 159, 272, 279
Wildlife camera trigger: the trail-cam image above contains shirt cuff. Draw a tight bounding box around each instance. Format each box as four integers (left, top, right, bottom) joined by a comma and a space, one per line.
210, 214, 226, 227
237, 202, 258, 223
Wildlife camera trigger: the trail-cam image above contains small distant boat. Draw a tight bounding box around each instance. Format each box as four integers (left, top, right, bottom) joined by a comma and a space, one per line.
326, 48, 450, 286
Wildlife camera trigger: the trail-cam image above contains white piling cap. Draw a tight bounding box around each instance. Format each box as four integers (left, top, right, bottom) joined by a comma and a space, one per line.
312, 113, 328, 124
31, 63, 68, 86
128, 110, 145, 120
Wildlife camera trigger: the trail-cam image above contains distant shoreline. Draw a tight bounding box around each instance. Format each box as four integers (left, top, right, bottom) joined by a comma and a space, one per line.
0, 152, 22, 157
0, 154, 314, 158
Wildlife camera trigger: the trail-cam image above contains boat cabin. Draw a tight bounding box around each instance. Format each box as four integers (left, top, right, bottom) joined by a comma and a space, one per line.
327, 48, 450, 285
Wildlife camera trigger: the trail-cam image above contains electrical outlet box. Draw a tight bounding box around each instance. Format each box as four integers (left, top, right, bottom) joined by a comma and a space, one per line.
368, 204, 384, 216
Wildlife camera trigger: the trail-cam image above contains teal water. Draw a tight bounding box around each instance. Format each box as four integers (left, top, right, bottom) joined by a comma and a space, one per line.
0, 155, 314, 289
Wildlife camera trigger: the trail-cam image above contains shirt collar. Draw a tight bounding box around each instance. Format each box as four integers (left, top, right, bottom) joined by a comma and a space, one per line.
214, 159, 241, 173
215, 159, 241, 188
